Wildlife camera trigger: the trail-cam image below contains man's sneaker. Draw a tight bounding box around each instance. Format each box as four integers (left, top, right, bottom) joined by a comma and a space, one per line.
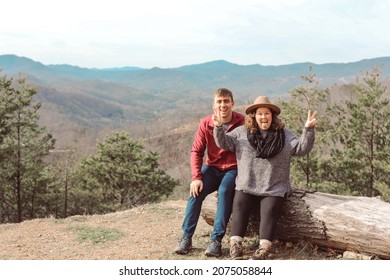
205, 240, 222, 257
249, 248, 269, 260
230, 240, 244, 260
174, 237, 192, 255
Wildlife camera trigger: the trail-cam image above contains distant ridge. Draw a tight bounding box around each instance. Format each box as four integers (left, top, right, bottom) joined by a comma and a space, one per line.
2, 53, 390, 76
0, 54, 144, 71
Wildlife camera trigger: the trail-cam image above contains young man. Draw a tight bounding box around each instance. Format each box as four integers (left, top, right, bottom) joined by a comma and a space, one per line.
174, 88, 245, 257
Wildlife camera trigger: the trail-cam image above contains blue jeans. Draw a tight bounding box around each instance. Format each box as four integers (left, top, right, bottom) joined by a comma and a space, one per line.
181, 165, 237, 241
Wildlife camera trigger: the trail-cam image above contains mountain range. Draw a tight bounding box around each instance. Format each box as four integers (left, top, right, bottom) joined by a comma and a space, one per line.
1, 54, 390, 133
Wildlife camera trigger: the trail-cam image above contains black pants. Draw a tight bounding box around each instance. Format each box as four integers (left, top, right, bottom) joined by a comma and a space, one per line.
230, 190, 285, 241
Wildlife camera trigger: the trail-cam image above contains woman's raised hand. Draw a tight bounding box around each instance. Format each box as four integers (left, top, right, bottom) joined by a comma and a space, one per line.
305, 110, 317, 127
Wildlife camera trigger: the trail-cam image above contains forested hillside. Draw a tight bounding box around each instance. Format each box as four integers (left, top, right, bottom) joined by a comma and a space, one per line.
2, 54, 390, 132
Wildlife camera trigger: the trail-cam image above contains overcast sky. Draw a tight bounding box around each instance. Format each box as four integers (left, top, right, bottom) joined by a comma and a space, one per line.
1, 0, 389, 69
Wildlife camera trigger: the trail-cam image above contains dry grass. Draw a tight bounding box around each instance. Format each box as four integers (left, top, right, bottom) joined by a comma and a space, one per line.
0, 200, 338, 260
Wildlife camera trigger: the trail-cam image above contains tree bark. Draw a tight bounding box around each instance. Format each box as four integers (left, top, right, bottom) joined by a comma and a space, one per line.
201, 189, 390, 260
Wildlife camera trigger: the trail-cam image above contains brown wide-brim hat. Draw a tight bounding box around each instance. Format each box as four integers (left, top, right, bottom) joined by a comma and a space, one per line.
245, 96, 281, 115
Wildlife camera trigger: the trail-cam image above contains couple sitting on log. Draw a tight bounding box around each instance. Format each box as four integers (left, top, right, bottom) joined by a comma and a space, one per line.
174, 88, 316, 260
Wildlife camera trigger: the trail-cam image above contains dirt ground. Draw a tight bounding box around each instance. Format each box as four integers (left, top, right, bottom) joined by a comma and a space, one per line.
0, 200, 337, 260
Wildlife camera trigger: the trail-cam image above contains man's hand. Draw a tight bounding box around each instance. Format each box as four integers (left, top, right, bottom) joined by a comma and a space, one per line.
212, 106, 223, 127
190, 180, 203, 197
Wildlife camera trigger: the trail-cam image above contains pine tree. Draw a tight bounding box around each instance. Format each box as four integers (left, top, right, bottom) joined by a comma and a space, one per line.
0, 72, 19, 222
0, 75, 55, 222
279, 66, 332, 189
70, 131, 177, 215
327, 67, 390, 199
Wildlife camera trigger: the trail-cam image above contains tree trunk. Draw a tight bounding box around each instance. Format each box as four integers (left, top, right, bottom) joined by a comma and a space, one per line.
201, 189, 390, 260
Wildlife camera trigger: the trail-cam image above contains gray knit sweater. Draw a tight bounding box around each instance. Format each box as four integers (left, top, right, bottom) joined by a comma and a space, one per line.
214, 125, 315, 197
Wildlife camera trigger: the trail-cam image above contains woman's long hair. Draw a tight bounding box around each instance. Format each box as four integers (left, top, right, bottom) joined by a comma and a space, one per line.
245, 110, 285, 134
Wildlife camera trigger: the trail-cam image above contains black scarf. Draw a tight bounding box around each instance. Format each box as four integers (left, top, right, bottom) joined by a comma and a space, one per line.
247, 128, 285, 159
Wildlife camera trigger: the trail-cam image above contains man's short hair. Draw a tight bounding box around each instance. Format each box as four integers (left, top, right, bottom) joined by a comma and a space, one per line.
214, 88, 234, 102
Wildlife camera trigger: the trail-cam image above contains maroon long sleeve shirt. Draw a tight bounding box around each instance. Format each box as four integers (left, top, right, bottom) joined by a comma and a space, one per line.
190, 111, 245, 181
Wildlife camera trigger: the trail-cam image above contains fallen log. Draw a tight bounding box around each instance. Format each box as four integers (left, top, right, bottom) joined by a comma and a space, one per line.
201, 189, 390, 260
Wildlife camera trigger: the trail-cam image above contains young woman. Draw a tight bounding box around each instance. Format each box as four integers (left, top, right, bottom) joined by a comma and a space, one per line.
213, 96, 316, 260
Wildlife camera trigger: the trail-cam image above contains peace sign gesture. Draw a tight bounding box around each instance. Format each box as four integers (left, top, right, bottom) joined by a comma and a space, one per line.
305, 110, 317, 127
212, 106, 223, 127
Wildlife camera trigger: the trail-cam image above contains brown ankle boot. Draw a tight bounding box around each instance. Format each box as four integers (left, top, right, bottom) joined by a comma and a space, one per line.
249, 247, 269, 260
230, 239, 244, 260
249, 240, 271, 260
